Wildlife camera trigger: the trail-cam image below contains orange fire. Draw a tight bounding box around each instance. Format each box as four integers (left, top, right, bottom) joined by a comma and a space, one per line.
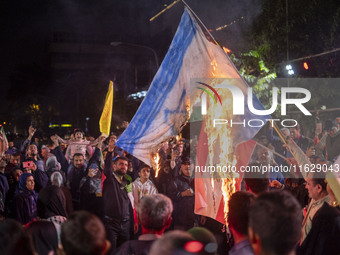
153, 153, 160, 178
222, 46, 231, 54
203, 59, 237, 225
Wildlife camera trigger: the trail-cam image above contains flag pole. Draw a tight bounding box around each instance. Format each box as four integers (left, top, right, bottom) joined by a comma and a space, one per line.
181, 0, 221, 47
255, 142, 288, 161
272, 121, 295, 157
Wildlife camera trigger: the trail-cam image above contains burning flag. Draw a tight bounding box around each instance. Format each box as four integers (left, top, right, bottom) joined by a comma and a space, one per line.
116, 8, 270, 224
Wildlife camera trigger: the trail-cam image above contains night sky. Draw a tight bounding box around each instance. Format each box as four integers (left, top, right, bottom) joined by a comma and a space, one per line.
1, 0, 260, 90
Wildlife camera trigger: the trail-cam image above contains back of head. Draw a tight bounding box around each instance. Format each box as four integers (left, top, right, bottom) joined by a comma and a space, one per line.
228, 191, 255, 235
149, 230, 196, 255
138, 194, 173, 231
26, 220, 58, 255
249, 191, 302, 255
51, 171, 63, 187
61, 211, 108, 255
244, 164, 270, 195
0, 218, 35, 255
309, 171, 327, 192
46, 156, 61, 172
37, 185, 67, 218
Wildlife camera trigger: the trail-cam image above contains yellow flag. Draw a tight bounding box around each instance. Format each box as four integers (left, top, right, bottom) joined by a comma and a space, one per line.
99, 81, 114, 137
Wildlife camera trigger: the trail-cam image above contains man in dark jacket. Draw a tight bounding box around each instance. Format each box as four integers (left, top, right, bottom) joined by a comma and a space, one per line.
289, 124, 313, 153
103, 139, 134, 254
67, 153, 87, 210
167, 158, 197, 230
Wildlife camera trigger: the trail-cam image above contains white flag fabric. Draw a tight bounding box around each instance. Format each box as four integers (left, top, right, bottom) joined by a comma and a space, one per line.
116, 8, 269, 166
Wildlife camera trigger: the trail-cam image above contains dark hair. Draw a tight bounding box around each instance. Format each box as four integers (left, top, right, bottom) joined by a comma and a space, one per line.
228, 191, 255, 235
244, 164, 270, 194
310, 172, 327, 192
249, 191, 302, 255
26, 221, 58, 255
61, 211, 107, 255
73, 153, 84, 159
138, 164, 150, 173
73, 129, 84, 135
113, 156, 129, 164
0, 219, 36, 255
11, 152, 21, 158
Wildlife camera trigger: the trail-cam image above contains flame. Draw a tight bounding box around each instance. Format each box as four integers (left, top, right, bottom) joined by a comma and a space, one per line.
153, 153, 160, 178
222, 46, 231, 54
204, 59, 237, 225
222, 165, 236, 225
210, 59, 218, 77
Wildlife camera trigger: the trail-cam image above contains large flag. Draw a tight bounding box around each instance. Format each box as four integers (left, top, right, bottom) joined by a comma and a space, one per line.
327, 156, 340, 205
117, 9, 269, 166
99, 81, 114, 137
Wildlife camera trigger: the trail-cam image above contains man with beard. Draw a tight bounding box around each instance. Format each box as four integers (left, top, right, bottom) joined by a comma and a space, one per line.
103, 138, 133, 254
20, 125, 44, 172
67, 153, 87, 210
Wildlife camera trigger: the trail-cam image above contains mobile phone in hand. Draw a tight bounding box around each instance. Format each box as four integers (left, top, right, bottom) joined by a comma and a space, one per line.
23, 161, 34, 169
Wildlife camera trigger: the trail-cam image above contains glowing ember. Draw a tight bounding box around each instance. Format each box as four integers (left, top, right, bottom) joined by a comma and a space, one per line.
222, 46, 231, 54
153, 153, 160, 178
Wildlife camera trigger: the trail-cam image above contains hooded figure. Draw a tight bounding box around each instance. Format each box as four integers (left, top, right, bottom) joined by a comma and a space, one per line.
46, 156, 61, 173
37, 185, 68, 243
50, 171, 73, 216
37, 185, 67, 219
14, 173, 38, 224
26, 221, 58, 255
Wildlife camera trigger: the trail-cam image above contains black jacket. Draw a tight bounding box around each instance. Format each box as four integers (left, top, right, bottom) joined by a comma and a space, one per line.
102, 151, 133, 221
167, 174, 196, 230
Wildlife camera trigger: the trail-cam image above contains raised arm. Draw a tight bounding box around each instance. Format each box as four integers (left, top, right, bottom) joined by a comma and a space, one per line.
50, 135, 69, 174
103, 138, 115, 177
20, 125, 36, 155
56, 135, 69, 145
89, 136, 106, 166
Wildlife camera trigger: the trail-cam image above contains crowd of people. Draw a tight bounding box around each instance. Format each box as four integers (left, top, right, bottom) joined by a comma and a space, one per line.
0, 116, 339, 255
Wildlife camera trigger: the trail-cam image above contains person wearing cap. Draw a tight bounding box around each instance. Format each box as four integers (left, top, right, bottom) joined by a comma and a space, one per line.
167, 157, 198, 230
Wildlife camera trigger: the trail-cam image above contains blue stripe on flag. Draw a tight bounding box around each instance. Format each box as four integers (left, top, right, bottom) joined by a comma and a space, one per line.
117, 10, 197, 154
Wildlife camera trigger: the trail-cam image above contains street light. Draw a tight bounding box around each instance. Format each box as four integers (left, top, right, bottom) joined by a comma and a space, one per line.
110, 41, 159, 68
285, 64, 294, 76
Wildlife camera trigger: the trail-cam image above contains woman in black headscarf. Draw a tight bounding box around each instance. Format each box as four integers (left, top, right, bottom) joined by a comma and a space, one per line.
37, 185, 67, 238
26, 221, 58, 255
26, 185, 68, 255
13, 173, 38, 225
